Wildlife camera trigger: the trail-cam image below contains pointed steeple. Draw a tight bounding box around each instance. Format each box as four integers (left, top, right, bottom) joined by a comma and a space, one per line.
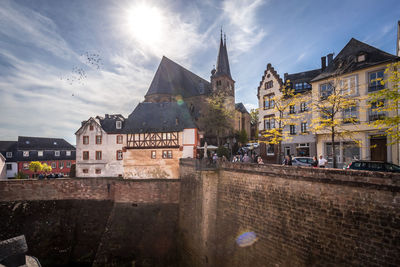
215, 31, 232, 79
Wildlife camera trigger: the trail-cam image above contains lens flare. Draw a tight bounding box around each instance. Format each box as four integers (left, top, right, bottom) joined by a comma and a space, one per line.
236, 231, 258, 247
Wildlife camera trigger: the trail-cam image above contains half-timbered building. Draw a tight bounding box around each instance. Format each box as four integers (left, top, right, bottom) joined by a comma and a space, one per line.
122, 102, 198, 179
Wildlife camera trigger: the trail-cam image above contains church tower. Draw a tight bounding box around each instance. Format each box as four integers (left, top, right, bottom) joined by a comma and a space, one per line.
211, 31, 235, 102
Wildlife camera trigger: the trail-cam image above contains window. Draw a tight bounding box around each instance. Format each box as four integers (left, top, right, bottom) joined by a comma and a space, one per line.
216, 80, 222, 86
290, 125, 296, 135
343, 105, 358, 123
83, 136, 89, 145
55, 151, 60, 157
6, 152, 12, 158
264, 116, 275, 130
66, 150, 71, 156
96, 135, 102, 145
59, 161, 64, 169
90, 125, 94, 131
267, 144, 274, 155
368, 70, 384, 92
66, 161, 71, 168
340, 75, 357, 95
23, 163, 29, 170
151, 150, 156, 159
95, 169, 101, 174
23, 151, 29, 157
289, 105, 296, 114
83, 169, 88, 174
51, 162, 56, 169
199, 82, 205, 94
116, 135, 123, 144
263, 94, 274, 109
320, 83, 333, 99
83, 151, 89, 160
38, 151, 43, 157
369, 100, 385, 121
162, 150, 172, 159
6, 163, 12, 170
301, 122, 308, 133
116, 121, 122, 129
117, 150, 123, 160
265, 80, 273, 89
96, 151, 102, 160
300, 102, 307, 112
357, 54, 366, 62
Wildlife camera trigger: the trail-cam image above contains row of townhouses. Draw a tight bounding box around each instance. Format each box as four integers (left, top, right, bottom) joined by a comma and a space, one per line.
75, 33, 251, 178
258, 34, 400, 167
0, 136, 76, 179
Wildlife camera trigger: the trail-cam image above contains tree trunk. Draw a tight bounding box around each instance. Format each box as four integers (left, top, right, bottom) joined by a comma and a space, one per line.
331, 127, 337, 168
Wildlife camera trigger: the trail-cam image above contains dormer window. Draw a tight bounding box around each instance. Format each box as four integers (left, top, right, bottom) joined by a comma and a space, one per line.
6, 152, 12, 158
23, 151, 29, 157
55, 151, 60, 157
357, 53, 366, 62
38, 151, 43, 157
116, 121, 122, 129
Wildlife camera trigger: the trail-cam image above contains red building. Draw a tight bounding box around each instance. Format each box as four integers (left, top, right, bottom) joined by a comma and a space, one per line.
16, 136, 76, 178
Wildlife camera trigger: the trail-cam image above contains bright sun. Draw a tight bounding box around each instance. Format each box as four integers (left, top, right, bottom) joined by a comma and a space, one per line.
127, 4, 164, 44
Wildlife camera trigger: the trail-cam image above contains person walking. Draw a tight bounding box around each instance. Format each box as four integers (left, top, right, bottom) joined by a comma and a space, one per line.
283, 155, 292, 166
318, 155, 328, 168
311, 156, 318, 168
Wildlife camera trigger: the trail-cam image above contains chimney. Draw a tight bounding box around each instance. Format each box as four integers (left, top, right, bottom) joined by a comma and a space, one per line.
327, 53, 334, 66
321, 56, 326, 71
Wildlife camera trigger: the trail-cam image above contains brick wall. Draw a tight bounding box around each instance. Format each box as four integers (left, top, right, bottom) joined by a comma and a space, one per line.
179, 159, 400, 266
0, 177, 180, 203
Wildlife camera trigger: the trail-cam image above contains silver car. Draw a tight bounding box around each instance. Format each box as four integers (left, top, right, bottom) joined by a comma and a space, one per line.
292, 157, 313, 166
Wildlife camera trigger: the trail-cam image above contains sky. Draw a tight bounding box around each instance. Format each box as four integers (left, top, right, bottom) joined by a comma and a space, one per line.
0, 0, 399, 145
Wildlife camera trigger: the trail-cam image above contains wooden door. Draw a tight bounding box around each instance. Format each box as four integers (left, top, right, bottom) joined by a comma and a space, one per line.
370, 137, 387, 161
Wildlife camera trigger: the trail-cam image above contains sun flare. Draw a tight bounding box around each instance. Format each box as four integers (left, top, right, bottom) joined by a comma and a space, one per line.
127, 4, 164, 44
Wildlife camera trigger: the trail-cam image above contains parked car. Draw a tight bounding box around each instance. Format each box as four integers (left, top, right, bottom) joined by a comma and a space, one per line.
245, 143, 259, 149
292, 157, 313, 166
345, 160, 400, 173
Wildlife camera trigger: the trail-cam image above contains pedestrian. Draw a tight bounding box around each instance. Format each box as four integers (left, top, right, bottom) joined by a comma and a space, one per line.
311, 156, 318, 167
243, 154, 251, 163
212, 153, 218, 163
282, 155, 292, 166
318, 155, 327, 168
257, 156, 264, 165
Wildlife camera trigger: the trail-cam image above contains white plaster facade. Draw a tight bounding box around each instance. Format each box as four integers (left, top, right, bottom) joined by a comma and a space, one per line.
0, 154, 6, 180
76, 117, 126, 177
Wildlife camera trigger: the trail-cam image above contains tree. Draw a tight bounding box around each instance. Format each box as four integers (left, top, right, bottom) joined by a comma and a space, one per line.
250, 108, 259, 141
29, 161, 43, 178
200, 91, 233, 146
42, 163, 52, 174
14, 172, 28, 179
310, 77, 361, 168
368, 62, 400, 144
237, 129, 248, 145
262, 83, 303, 164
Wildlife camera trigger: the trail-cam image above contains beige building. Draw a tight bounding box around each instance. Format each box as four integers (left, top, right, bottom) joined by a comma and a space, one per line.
234, 103, 251, 137
75, 114, 126, 177
310, 38, 400, 167
122, 102, 198, 178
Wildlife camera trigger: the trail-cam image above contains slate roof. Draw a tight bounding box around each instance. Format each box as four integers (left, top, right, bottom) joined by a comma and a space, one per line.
235, 103, 249, 114
18, 136, 75, 150
145, 56, 211, 98
97, 114, 125, 134
285, 68, 321, 93
123, 102, 196, 134
312, 38, 400, 82
213, 35, 232, 79
16, 150, 76, 162
0, 141, 17, 162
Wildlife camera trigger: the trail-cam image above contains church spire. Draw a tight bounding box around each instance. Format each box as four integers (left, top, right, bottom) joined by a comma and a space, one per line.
215, 31, 232, 79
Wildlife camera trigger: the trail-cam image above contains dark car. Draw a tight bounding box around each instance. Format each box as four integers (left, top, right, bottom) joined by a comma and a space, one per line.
345, 160, 400, 173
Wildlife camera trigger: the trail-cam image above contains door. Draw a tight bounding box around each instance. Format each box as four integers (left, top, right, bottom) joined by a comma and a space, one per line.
285, 147, 291, 156
370, 136, 387, 161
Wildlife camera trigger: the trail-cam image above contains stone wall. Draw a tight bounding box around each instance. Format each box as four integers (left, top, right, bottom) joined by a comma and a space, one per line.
179, 159, 400, 267
0, 178, 180, 266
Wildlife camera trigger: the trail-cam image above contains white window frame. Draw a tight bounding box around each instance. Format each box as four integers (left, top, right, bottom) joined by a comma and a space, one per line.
51, 162, 57, 169
55, 151, 60, 157
6, 152, 12, 158
23, 151, 29, 157
319, 83, 332, 99
66, 161, 71, 168
23, 163, 29, 170
266, 144, 275, 155
340, 75, 358, 95
66, 150, 71, 156
116, 121, 122, 129
59, 161, 64, 169
301, 122, 308, 133
38, 151, 43, 157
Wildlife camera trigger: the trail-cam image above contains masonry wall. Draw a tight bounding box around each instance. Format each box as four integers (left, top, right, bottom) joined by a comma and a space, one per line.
179, 159, 400, 267
0, 178, 180, 266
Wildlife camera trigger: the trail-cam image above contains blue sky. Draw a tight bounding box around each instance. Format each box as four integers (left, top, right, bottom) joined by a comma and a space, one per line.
0, 0, 399, 144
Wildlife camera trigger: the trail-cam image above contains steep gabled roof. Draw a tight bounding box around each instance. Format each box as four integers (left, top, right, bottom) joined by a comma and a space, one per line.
235, 103, 249, 114
257, 63, 283, 99
97, 114, 125, 134
17, 136, 75, 150
123, 102, 196, 134
145, 56, 211, 98
312, 38, 400, 82
214, 35, 232, 79
0, 141, 17, 162
285, 68, 321, 93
